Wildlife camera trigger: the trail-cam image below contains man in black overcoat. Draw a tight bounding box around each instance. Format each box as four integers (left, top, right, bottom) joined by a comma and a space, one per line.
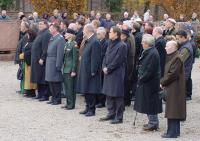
77, 24, 102, 117
31, 20, 52, 101
134, 34, 162, 131
100, 26, 127, 124
96, 27, 109, 108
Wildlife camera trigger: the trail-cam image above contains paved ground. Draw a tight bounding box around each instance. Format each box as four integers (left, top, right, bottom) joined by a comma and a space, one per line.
0, 61, 200, 141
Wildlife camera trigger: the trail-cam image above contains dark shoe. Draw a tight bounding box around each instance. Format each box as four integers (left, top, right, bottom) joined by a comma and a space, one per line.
186, 96, 192, 101
85, 111, 95, 117
131, 96, 136, 101
52, 101, 61, 105
143, 124, 158, 131
47, 101, 53, 104
61, 105, 68, 109
110, 119, 123, 124
34, 96, 41, 99
79, 109, 88, 115
96, 103, 105, 108
143, 124, 148, 128
99, 115, 115, 121
161, 133, 177, 138
39, 97, 49, 102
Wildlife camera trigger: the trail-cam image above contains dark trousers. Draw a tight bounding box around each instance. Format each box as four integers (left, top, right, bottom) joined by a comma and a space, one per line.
37, 83, 49, 99
167, 119, 180, 136
106, 96, 124, 120
63, 73, 76, 108
186, 77, 192, 98
124, 79, 133, 106
85, 94, 97, 113
49, 82, 62, 103
96, 94, 106, 105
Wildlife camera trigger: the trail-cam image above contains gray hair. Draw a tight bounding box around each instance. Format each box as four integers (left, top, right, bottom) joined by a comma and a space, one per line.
97, 27, 106, 36
84, 24, 95, 33
153, 27, 163, 35
142, 34, 155, 47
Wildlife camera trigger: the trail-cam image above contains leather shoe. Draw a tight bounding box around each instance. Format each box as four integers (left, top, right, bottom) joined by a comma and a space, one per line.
143, 124, 158, 131
61, 105, 68, 109
39, 97, 49, 102
52, 101, 61, 105
186, 96, 192, 101
161, 133, 177, 138
96, 103, 105, 108
34, 96, 41, 99
85, 111, 95, 117
47, 101, 53, 104
99, 115, 115, 121
79, 109, 88, 115
110, 119, 123, 124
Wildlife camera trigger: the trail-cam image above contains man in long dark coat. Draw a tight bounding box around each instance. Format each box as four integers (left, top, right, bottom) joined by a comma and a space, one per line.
134, 34, 162, 131
95, 27, 109, 108
77, 24, 102, 117
132, 22, 143, 100
100, 26, 127, 124
31, 20, 52, 101
153, 27, 166, 77
45, 23, 65, 105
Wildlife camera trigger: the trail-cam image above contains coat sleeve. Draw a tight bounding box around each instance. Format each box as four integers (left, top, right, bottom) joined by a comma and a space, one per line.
41, 32, 51, 61
156, 40, 166, 77
56, 38, 65, 71
160, 58, 183, 87
24, 44, 32, 66
139, 54, 158, 83
107, 44, 126, 74
91, 40, 101, 75
72, 43, 78, 72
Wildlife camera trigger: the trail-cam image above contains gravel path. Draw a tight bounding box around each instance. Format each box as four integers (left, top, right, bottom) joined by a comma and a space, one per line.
0, 61, 200, 141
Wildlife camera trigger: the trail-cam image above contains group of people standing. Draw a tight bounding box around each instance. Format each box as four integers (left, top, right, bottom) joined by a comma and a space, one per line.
13, 9, 198, 138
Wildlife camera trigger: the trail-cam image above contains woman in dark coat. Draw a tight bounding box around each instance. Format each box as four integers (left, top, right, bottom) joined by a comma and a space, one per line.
160, 41, 186, 138
19, 29, 37, 97
100, 26, 127, 124
134, 34, 162, 131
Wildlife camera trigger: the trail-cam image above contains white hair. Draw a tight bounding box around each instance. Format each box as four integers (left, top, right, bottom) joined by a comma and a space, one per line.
142, 34, 155, 47
97, 27, 106, 36
84, 24, 95, 33
153, 27, 163, 35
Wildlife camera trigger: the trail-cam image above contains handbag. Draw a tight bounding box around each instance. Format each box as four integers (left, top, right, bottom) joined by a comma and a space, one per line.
17, 67, 23, 80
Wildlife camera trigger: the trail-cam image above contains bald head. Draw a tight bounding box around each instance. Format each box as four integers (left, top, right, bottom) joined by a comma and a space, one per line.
165, 40, 178, 54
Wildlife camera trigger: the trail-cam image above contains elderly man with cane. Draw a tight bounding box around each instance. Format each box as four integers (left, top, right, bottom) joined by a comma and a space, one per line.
134, 34, 162, 131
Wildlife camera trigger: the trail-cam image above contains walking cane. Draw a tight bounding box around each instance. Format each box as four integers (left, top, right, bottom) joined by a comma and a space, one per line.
21, 61, 25, 95
133, 112, 138, 126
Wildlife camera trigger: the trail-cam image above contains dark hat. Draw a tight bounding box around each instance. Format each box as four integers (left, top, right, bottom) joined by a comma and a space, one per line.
65, 28, 76, 35
121, 29, 130, 37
